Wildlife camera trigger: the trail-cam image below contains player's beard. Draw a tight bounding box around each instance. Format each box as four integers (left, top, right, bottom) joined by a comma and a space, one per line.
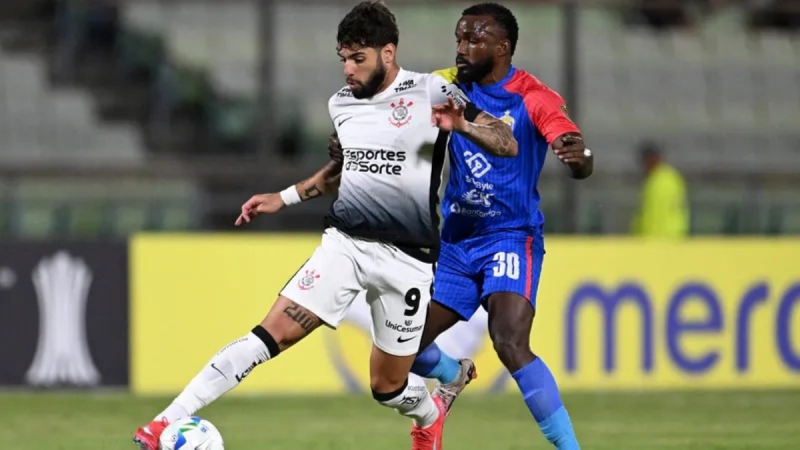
456, 56, 495, 84
350, 62, 387, 99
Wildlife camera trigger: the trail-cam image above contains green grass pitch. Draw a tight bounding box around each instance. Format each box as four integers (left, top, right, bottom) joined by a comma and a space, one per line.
0, 391, 797, 449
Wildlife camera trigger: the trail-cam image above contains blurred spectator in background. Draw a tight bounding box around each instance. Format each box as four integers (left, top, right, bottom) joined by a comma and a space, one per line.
631, 142, 690, 238
627, 0, 692, 29
746, 0, 800, 30
623, 0, 727, 29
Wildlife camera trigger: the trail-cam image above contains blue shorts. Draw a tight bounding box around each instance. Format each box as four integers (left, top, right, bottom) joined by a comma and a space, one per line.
433, 231, 545, 320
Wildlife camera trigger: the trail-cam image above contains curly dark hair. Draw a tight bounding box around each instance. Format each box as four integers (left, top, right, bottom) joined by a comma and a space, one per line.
462, 3, 519, 56
337, 1, 399, 50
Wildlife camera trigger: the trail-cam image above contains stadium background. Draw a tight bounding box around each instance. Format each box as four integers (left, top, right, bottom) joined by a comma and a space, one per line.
0, 0, 798, 448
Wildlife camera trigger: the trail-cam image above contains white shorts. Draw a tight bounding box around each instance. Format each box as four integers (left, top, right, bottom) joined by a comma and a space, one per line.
280, 227, 433, 356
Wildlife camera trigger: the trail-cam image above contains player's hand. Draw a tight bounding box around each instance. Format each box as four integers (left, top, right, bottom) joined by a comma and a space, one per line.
234, 193, 284, 226
431, 97, 468, 133
553, 134, 587, 166
328, 132, 343, 164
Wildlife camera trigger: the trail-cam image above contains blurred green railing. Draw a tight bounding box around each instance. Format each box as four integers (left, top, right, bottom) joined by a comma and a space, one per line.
1, 164, 798, 238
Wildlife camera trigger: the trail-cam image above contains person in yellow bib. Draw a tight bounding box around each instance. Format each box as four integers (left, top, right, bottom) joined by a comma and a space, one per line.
631, 142, 690, 238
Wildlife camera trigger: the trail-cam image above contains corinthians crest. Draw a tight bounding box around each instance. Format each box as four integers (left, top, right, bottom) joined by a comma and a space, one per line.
26, 251, 101, 387
388, 98, 413, 127
298, 269, 320, 290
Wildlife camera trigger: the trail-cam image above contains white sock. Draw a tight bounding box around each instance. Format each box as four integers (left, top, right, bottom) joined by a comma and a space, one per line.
155, 329, 275, 422
375, 376, 439, 428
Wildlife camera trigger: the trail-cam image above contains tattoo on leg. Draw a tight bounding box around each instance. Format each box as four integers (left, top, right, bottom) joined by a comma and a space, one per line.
283, 303, 319, 332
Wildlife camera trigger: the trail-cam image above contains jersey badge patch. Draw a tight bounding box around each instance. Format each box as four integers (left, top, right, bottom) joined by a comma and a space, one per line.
298, 269, 320, 290
389, 98, 413, 128
500, 110, 516, 130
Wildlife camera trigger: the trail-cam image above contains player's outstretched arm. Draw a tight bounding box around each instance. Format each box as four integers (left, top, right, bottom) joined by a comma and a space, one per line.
234, 161, 342, 226
523, 86, 593, 180
432, 97, 518, 157
234, 134, 343, 226
553, 133, 593, 180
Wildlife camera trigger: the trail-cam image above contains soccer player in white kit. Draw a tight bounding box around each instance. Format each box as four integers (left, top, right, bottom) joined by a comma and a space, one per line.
132, 2, 516, 450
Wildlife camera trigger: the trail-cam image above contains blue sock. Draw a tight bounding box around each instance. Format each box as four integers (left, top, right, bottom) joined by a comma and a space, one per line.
512, 357, 580, 450
410, 343, 461, 385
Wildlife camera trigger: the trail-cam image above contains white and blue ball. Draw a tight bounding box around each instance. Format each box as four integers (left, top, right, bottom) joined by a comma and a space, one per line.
158, 416, 225, 450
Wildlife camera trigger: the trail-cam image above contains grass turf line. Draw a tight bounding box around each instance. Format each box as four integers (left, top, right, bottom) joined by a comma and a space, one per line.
0, 391, 797, 449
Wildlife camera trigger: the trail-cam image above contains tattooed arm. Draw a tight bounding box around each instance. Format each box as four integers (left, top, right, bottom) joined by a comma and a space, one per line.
459, 110, 518, 157
429, 74, 518, 158
234, 135, 343, 226
432, 97, 518, 158
294, 160, 342, 201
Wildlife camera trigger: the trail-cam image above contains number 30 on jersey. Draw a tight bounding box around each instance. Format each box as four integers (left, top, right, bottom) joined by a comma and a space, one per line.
492, 252, 520, 280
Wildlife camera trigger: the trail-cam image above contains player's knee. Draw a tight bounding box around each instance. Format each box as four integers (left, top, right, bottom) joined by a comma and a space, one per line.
491, 336, 527, 360
370, 371, 407, 394
486, 292, 536, 370
371, 377, 408, 405
490, 330, 533, 372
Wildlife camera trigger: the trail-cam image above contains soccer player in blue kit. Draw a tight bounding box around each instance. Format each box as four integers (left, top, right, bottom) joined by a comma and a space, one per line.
409, 3, 594, 449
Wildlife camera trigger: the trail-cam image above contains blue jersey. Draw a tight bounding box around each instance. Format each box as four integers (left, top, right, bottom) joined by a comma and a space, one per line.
435, 66, 580, 243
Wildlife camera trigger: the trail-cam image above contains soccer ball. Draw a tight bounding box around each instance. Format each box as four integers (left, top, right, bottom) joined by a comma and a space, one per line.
158, 416, 224, 450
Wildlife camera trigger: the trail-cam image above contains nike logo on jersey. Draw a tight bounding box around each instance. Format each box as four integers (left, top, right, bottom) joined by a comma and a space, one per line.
336, 116, 353, 127
397, 335, 417, 343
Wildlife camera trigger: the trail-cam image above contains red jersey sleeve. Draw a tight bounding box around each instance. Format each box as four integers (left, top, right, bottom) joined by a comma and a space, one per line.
523, 87, 580, 145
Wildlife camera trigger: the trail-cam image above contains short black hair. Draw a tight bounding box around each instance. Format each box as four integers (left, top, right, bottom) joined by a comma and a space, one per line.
462, 3, 519, 56
337, 1, 399, 50
639, 141, 662, 159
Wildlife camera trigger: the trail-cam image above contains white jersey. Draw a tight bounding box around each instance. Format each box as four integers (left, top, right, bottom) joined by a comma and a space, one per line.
325, 68, 469, 263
